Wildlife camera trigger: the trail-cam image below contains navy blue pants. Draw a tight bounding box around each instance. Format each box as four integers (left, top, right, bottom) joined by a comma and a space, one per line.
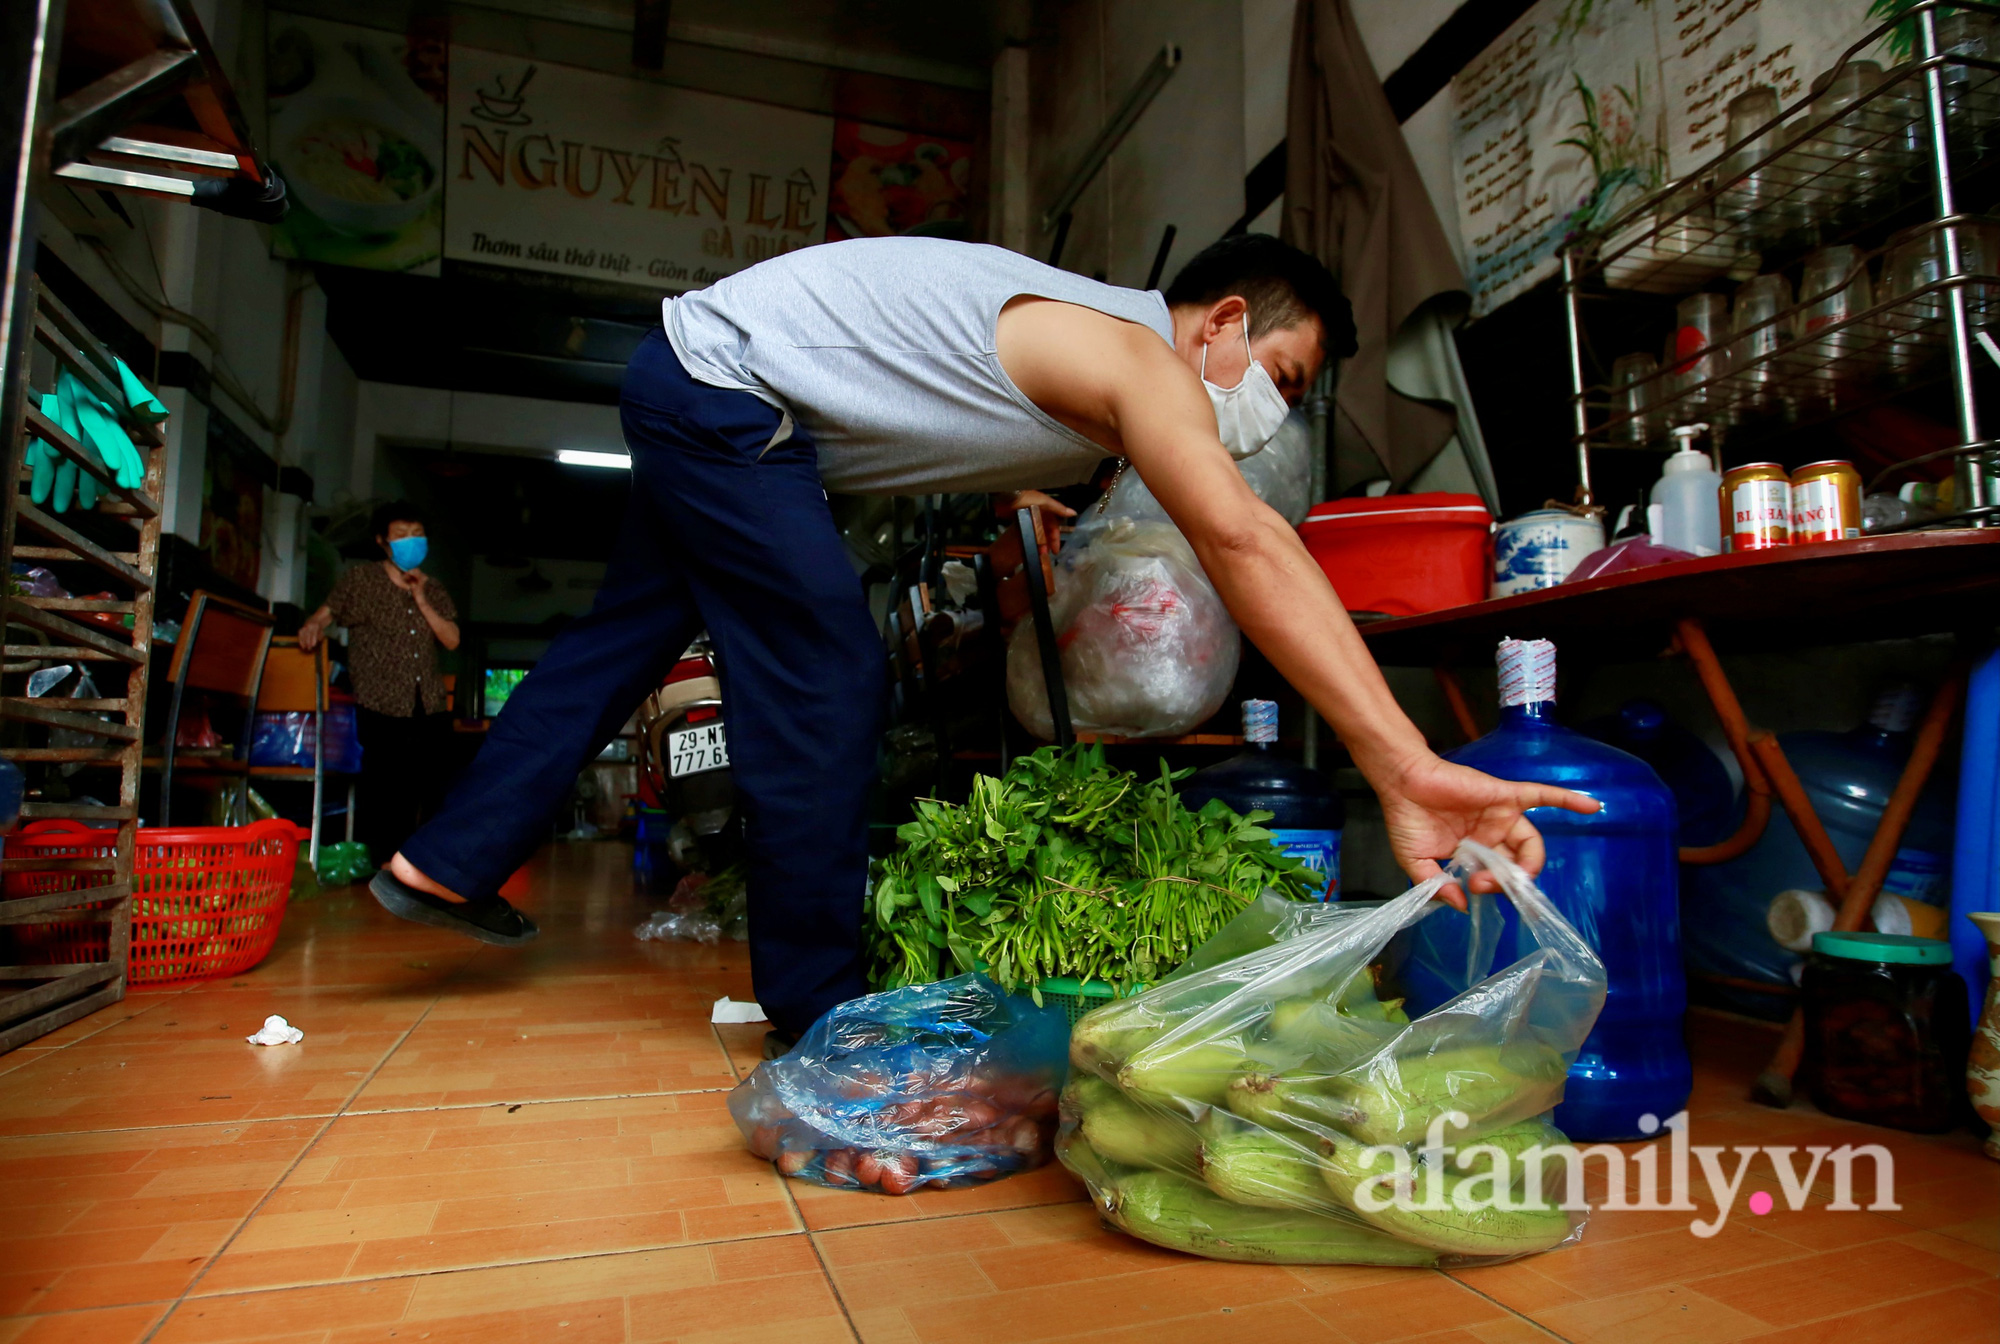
402, 329, 885, 1034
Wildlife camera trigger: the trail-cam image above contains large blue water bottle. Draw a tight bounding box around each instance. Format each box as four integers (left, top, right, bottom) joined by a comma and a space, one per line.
1404, 638, 1690, 1140
1682, 685, 1956, 1002
1178, 700, 1344, 897
1580, 701, 1735, 849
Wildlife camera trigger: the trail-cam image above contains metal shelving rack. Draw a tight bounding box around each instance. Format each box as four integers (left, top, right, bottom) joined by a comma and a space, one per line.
1560, 0, 2000, 527
0, 0, 279, 1050
0, 283, 166, 1051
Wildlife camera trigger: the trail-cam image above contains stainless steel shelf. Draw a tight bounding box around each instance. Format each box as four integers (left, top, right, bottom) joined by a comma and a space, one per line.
1558, 0, 2000, 522
1580, 45, 2000, 294
1576, 220, 1999, 450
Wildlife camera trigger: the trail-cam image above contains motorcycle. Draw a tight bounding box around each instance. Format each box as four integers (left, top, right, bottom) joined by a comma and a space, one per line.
634, 634, 742, 883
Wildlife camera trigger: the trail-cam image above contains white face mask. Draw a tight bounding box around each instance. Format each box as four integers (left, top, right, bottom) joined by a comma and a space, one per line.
1201, 325, 1291, 460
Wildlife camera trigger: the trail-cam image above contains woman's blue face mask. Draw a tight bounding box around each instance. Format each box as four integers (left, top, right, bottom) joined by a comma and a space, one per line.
388, 535, 428, 570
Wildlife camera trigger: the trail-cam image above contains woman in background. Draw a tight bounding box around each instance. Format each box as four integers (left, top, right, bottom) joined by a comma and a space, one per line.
299, 502, 459, 867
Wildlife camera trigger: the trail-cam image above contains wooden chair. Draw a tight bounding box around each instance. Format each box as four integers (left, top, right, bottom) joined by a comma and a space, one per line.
153, 589, 274, 825
249, 637, 351, 867
999, 507, 1073, 747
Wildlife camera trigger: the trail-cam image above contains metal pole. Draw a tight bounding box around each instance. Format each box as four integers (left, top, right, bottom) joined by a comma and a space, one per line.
1305, 365, 1331, 505
1144, 223, 1177, 290
1, 0, 66, 504
1017, 507, 1073, 749
1561, 248, 1594, 506
1919, 4, 1991, 521
1301, 366, 1333, 771
1045, 210, 1072, 268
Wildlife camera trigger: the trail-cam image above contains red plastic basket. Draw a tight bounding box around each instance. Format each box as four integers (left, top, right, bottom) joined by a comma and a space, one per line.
3, 819, 298, 988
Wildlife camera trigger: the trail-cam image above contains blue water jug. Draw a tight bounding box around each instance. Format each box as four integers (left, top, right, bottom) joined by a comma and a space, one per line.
1683, 685, 1956, 1001
1403, 639, 1690, 1141
1581, 700, 1735, 848
1178, 700, 1344, 897
0, 754, 22, 845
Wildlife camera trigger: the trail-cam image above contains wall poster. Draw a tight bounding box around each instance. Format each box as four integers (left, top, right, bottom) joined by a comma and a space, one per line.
266, 13, 447, 275
201, 436, 266, 594
827, 121, 975, 241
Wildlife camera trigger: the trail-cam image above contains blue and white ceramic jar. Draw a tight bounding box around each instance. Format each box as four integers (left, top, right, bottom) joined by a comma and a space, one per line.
1491, 509, 1605, 597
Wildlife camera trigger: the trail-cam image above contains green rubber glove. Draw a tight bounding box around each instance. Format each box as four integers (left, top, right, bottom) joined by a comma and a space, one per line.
114, 357, 167, 425
59, 369, 141, 492
52, 454, 79, 513
52, 374, 85, 512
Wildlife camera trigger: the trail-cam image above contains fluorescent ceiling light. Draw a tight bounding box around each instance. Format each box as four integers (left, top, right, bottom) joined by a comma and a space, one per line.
558, 449, 631, 469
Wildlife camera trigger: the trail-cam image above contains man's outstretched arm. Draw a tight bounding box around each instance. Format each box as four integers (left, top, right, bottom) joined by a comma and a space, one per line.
997, 300, 1597, 900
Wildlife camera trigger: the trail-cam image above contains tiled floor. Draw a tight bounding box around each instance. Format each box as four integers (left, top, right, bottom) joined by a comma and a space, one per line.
1, 842, 1993, 1344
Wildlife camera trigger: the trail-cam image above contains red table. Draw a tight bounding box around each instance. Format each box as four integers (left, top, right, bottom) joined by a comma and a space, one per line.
1355, 531, 2000, 668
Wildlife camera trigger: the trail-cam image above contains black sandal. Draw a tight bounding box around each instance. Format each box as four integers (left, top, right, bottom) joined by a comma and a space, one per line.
369, 870, 539, 946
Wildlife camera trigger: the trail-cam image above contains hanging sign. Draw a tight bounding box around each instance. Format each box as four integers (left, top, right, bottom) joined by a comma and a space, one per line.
443, 48, 834, 288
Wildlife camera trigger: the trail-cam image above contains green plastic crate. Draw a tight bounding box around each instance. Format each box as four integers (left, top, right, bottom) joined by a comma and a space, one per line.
1034, 975, 1142, 1026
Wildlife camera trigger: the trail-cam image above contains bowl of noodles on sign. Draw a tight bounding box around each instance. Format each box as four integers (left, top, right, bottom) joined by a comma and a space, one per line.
272, 93, 440, 236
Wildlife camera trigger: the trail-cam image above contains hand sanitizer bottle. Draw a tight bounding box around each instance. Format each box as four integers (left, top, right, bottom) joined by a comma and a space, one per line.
1649, 423, 1723, 556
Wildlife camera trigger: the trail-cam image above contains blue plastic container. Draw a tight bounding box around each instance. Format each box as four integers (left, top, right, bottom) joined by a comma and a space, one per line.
1948, 650, 1997, 1030
1178, 701, 1344, 897
633, 805, 674, 893
1581, 700, 1735, 848
1404, 640, 1690, 1141
0, 755, 21, 860
1682, 686, 1956, 1001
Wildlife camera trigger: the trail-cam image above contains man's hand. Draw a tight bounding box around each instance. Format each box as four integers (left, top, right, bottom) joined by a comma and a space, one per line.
1376, 754, 1600, 909
1001, 490, 1076, 553
387, 565, 424, 595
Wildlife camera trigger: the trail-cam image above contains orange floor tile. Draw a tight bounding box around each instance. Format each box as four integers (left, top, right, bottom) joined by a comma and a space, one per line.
0, 840, 1994, 1343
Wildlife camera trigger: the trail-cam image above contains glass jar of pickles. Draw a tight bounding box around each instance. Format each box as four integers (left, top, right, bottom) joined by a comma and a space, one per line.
1802, 931, 1970, 1133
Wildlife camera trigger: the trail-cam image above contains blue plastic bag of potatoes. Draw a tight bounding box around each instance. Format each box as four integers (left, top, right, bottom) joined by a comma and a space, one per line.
1059, 841, 1608, 1266
729, 974, 1069, 1194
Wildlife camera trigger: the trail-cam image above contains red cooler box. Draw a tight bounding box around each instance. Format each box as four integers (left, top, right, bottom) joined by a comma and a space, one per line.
1298, 493, 1492, 617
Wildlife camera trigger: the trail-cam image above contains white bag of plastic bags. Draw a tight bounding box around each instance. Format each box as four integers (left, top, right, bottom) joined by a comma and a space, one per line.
1234, 412, 1313, 526
1007, 519, 1239, 740
1082, 412, 1313, 539
1059, 841, 1608, 1266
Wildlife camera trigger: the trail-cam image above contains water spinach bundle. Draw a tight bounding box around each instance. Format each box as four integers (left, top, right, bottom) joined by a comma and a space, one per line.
869, 745, 1316, 996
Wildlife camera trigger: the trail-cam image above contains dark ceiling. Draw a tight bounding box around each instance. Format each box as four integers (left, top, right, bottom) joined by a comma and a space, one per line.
393, 444, 633, 563
319, 262, 656, 405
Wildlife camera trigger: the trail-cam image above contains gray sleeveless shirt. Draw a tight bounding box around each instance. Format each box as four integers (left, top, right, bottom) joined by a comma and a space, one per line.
661, 238, 1174, 495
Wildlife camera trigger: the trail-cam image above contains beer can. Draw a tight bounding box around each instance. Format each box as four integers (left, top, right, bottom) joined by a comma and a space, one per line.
1790, 459, 1863, 543
1721, 462, 1791, 551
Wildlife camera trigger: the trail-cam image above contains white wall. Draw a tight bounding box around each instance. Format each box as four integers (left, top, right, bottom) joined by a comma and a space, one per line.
1029, 0, 1245, 285
1032, 1, 1470, 278
346, 383, 627, 502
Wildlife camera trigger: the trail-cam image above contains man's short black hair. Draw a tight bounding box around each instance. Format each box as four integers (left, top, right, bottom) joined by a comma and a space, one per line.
371, 501, 424, 539
1163, 234, 1357, 358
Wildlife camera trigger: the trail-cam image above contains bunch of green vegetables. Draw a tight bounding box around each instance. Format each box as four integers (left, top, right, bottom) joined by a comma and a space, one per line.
868, 745, 1315, 996
1058, 964, 1579, 1266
